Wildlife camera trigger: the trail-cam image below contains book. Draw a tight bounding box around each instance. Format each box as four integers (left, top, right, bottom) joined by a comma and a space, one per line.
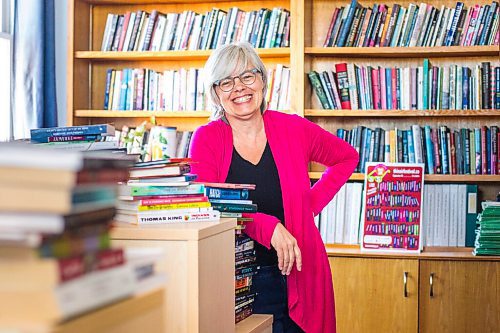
129, 164, 191, 178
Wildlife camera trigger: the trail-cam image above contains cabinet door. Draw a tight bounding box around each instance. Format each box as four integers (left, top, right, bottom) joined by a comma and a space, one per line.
329, 257, 419, 333
419, 260, 499, 333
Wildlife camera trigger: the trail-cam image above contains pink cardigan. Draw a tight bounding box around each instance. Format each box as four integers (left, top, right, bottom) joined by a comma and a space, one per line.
189, 110, 359, 332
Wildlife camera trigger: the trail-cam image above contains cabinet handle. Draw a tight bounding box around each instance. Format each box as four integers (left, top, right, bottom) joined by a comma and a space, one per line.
429, 273, 434, 297
403, 271, 408, 297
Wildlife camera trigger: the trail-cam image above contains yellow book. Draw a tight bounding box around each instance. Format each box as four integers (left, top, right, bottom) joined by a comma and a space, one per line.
138, 201, 211, 211
389, 129, 396, 163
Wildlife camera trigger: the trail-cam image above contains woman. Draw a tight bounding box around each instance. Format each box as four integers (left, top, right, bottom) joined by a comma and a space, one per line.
189, 42, 359, 332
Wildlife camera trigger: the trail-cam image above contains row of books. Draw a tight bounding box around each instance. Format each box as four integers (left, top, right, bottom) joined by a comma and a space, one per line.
324, 0, 499, 47
29, 124, 120, 151
334, 125, 499, 175
116, 160, 220, 224
201, 182, 259, 323
116, 124, 193, 161
309, 61, 500, 110
474, 201, 500, 255
0, 143, 139, 325
315, 182, 479, 247
103, 64, 291, 112
101, 7, 290, 52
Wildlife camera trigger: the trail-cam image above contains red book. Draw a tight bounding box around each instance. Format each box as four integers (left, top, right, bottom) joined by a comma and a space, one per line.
117, 11, 131, 51
371, 67, 381, 109
391, 68, 398, 109
335, 63, 351, 109
481, 126, 487, 175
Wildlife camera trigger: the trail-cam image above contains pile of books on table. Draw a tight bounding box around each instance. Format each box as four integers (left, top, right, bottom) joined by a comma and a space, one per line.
30, 124, 119, 151
0, 142, 136, 326
473, 201, 500, 256
116, 159, 219, 224
202, 182, 259, 323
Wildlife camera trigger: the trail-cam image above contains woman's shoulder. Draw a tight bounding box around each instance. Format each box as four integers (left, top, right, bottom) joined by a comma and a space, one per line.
193, 118, 228, 136
264, 110, 306, 124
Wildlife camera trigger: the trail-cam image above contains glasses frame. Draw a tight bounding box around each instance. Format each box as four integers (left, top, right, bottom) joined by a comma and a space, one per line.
213, 68, 261, 92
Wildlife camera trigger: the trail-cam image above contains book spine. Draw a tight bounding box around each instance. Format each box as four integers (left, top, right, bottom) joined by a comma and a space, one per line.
335, 63, 352, 109
138, 210, 220, 224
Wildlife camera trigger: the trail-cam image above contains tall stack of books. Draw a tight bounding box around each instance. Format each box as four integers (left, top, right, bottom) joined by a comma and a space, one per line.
473, 201, 500, 255
116, 159, 219, 224
30, 124, 119, 151
202, 182, 259, 323
0, 143, 137, 326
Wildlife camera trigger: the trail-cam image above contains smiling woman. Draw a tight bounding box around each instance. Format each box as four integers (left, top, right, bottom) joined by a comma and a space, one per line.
189, 42, 359, 333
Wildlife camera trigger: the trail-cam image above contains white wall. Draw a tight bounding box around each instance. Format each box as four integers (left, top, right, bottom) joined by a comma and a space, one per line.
54, 0, 68, 126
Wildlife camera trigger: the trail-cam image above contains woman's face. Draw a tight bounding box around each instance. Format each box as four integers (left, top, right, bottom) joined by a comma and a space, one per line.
215, 66, 264, 120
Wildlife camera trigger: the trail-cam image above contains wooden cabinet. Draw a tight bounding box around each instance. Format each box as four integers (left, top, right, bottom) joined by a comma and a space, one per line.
329, 250, 499, 333
419, 260, 499, 333
330, 257, 418, 333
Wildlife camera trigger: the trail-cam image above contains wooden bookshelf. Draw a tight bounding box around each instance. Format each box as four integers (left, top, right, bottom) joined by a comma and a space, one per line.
305, 45, 500, 57
68, 0, 292, 130
305, 109, 500, 117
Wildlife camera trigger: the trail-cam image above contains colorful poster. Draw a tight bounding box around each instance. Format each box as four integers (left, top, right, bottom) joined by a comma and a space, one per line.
361, 162, 425, 253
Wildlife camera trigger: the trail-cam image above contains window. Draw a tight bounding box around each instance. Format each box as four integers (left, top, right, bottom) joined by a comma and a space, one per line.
0, 0, 12, 141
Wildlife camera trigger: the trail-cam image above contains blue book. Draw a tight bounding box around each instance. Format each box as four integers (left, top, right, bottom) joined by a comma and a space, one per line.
205, 187, 250, 200
119, 68, 129, 110
31, 124, 115, 140
479, 2, 496, 46
445, 2, 464, 46
386, 68, 392, 109
337, 0, 358, 47
462, 67, 469, 109
358, 127, 368, 172
422, 59, 430, 110
362, 128, 372, 172
462, 128, 471, 174
407, 130, 415, 163
424, 126, 435, 174
103, 69, 113, 110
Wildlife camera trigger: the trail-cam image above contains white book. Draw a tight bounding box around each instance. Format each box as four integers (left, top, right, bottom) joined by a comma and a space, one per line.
411, 125, 423, 164
435, 185, 445, 246
334, 184, 347, 244
409, 3, 428, 47
449, 65, 456, 109
278, 67, 290, 110
164, 70, 174, 111
179, 68, 188, 111
443, 185, 451, 246
349, 183, 363, 244
449, 184, 459, 246
326, 196, 337, 244
347, 63, 359, 110
417, 66, 424, 109
442, 66, 450, 109
457, 184, 467, 246
196, 68, 205, 110
134, 13, 149, 51
342, 183, 353, 244
319, 205, 329, 242
173, 11, 188, 51
111, 70, 122, 111
384, 130, 390, 162
137, 210, 220, 224
188, 14, 203, 50
270, 64, 284, 110
173, 70, 180, 111
150, 14, 166, 51
239, 11, 251, 43
123, 12, 137, 52
101, 14, 115, 51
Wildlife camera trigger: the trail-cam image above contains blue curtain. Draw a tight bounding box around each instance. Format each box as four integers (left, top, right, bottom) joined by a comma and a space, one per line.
12, 0, 57, 139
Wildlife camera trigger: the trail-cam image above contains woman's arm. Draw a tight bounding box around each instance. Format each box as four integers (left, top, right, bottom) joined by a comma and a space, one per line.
303, 119, 359, 216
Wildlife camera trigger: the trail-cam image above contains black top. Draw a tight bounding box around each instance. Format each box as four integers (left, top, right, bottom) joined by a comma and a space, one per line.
225, 142, 284, 266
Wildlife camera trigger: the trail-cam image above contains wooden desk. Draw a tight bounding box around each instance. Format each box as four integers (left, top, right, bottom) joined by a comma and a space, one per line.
111, 219, 236, 333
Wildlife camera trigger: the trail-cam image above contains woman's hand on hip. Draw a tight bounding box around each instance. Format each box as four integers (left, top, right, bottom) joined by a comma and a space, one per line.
271, 223, 302, 275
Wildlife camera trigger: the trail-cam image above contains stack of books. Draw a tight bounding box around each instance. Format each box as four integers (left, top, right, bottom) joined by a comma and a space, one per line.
202, 182, 259, 323
473, 201, 500, 256
116, 159, 219, 224
30, 124, 119, 151
0, 143, 137, 326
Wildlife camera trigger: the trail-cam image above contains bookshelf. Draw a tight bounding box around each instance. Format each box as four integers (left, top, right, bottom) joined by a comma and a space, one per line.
294, 0, 500, 201
68, 0, 292, 131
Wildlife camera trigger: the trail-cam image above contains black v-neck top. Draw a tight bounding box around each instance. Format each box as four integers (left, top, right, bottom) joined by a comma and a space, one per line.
225, 142, 284, 266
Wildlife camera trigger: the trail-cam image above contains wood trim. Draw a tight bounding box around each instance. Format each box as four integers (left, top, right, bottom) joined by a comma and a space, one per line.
75, 110, 212, 118
305, 109, 500, 117
75, 48, 291, 61
326, 247, 500, 261
305, 46, 500, 58
236, 314, 273, 333
309, 172, 500, 182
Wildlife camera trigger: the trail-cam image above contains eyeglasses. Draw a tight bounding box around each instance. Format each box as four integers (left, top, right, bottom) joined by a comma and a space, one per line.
214, 68, 261, 92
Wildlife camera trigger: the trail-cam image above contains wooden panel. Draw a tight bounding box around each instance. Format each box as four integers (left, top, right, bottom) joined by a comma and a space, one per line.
419, 260, 500, 333
329, 257, 419, 333
111, 239, 189, 332
197, 230, 235, 332
236, 314, 273, 333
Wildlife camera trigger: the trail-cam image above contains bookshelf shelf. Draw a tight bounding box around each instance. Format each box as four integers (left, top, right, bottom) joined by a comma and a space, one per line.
75, 110, 212, 118
84, 0, 246, 4
305, 109, 500, 117
309, 172, 500, 182
305, 46, 500, 58
75, 48, 291, 61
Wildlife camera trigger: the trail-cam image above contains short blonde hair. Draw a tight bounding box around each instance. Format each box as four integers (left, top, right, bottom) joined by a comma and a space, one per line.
203, 42, 268, 120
